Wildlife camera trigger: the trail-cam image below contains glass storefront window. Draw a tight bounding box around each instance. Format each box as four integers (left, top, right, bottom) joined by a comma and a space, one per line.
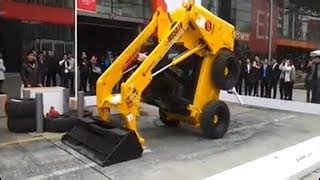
222, 0, 320, 61
230, 0, 252, 34
202, 0, 218, 14
96, 0, 151, 19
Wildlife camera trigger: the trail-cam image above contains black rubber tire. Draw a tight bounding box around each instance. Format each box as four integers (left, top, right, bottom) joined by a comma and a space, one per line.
5, 98, 36, 118
212, 51, 240, 90
201, 101, 230, 139
7, 117, 36, 133
159, 108, 180, 127
44, 114, 79, 133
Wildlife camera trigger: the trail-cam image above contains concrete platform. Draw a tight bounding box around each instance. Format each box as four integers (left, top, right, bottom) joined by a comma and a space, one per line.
0, 104, 319, 180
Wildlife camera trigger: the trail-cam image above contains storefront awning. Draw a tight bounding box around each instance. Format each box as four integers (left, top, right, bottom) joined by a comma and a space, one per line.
276, 38, 316, 50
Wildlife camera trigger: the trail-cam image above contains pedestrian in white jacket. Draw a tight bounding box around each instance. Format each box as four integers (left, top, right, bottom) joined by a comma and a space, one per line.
0, 52, 6, 94
279, 60, 295, 100
59, 54, 72, 88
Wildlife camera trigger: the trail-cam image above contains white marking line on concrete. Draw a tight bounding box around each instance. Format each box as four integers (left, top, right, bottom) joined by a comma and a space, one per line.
0, 133, 61, 146
27, 162, 96, 180
273, 115, 296, 122
0, 137, 45, 146
204, 136, 320, 180
229, 115, 296, 133
143, 148, 152, 154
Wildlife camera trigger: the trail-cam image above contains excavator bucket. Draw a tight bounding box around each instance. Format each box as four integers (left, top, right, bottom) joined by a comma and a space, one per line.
62, 117, 143, 167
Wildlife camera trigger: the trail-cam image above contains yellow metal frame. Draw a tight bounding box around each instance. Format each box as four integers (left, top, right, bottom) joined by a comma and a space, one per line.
96, 2, 235, 145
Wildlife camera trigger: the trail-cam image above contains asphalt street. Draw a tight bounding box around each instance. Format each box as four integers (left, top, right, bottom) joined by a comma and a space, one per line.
0, 103, 319, 180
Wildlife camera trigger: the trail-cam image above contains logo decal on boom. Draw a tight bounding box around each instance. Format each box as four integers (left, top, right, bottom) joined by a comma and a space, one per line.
167, 23, 183, 42
205, 21, 212, 32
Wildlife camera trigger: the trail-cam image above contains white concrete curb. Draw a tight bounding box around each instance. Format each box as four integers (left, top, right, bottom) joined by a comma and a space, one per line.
70, 95, 96, 109
205, 136, 320, 180
81, 92, 320, 116
219, 91, 320, 115
83, 95, 96, 107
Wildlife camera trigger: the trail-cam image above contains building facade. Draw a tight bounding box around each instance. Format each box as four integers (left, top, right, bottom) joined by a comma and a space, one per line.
77, 0, 152, 57
225, 0, 320, 61
81, 0, 320, 61
1, 0, 319, 72
0, 0, 74, 72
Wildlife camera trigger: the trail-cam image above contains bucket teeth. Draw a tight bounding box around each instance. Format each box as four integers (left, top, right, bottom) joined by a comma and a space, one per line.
62, 118, 143, 166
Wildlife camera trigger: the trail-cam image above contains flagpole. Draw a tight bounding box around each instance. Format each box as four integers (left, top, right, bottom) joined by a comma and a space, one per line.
268, 0, 273, 64
74, 0, 78, 99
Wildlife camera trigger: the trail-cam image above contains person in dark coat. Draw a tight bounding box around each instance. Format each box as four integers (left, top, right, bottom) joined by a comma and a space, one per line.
259, 59, 271, 97
20, 51, 42, 87
304, 59, 313, 102
236, 58, 245, 95
101, 51, 114, 72
38, 52, 47, 86
249, 60, 260, 96
46, 51, 58, 86
89, 55, 102, 93
268, 58, 281, 99
310, 55, 320, 104
79, 52, 90, 92
243, 58, 251, 95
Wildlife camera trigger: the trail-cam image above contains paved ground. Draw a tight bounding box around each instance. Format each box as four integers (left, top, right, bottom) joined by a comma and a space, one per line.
301, 168, 320, 180
0, 103, 319, 180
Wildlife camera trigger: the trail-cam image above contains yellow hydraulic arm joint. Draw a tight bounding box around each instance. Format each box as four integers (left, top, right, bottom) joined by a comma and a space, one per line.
152, 44, 205, 77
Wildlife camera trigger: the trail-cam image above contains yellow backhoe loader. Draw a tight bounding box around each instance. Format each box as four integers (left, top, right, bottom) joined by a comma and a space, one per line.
62, 0, 240, 166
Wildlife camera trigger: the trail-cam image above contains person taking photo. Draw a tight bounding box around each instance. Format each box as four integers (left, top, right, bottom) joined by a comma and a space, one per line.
20, 51, 42, 87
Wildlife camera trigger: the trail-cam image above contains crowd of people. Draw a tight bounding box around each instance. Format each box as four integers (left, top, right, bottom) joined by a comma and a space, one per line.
11, 49, 320, 103
236, 55, 320, 103
19, 50, 115, 94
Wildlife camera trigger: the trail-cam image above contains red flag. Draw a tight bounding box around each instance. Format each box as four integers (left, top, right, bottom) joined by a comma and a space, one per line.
78, 0, 96, 12
152, 0, 168, 12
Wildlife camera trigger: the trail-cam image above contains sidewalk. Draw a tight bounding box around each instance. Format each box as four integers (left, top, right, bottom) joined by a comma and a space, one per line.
237, 88, 308, 103
290, 89, 308, 102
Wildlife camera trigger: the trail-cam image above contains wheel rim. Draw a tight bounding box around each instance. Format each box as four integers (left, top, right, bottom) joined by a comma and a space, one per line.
225, 58, 236, 80
212, 107, 226, 129
212, 115, 219, 124
224, 67, 229, 76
